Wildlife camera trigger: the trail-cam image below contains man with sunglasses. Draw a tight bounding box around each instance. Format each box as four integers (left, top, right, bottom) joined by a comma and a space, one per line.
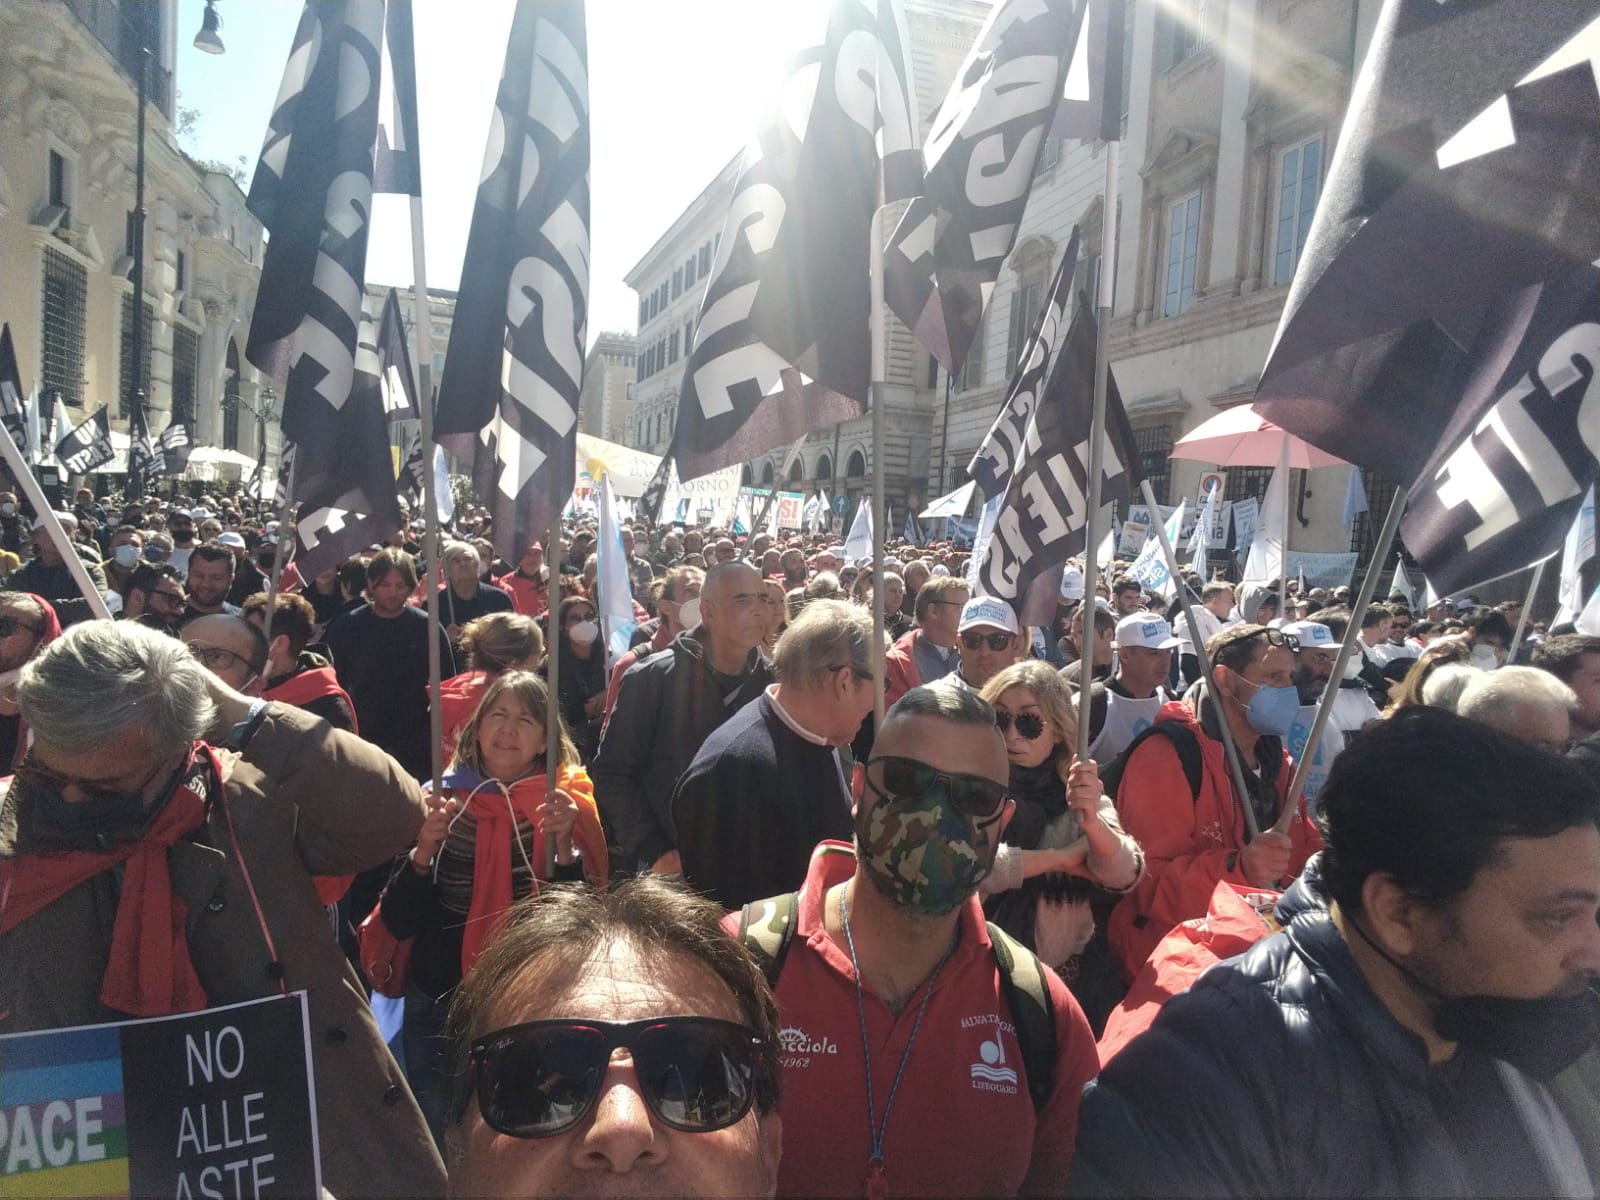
120, 561, 188, 634
444, 878, 784, 1197
731, 686, 1099, 1197
1107, 623, 1322, 980
931, 595, 1024, 695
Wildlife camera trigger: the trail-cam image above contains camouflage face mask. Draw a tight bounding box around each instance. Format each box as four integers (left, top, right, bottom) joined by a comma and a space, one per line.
854, 786, 997, 916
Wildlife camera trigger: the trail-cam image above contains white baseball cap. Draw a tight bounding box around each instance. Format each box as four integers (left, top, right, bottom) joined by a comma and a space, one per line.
1283, 620, 1337, 648
216, 532, 247, 550
958, 595, 1020, 635
1114, 613, 1181, 650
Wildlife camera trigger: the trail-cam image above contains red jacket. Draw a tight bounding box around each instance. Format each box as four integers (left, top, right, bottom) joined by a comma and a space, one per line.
1106, 696, 1320, 981
496, 569, 547, 619
883, 628, 930, 711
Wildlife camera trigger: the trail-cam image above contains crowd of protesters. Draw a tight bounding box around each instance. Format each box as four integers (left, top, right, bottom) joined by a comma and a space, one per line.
1, 480, 1597, 1198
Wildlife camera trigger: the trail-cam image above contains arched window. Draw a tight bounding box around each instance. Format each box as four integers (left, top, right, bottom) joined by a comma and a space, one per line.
788, 457, 804, 482
222, 341, 241, 451
846, 449, 866, 478
740, 463, 753, 486
761, 461, 775, 484
815, 453, 832, 481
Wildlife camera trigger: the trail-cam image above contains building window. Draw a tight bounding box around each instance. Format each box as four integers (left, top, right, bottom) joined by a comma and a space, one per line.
40, 248, 87, 407
48, 150, 71, 229
125, 210, 140, 256
684, 318, 694, 358
846, 449, 867, 478
171, 324, 199, 425
789, 457, 804, 483
927, 355, 940, 389
1224, 466, 1274, 504
669, 329, 679, 364
762, 461, 775, 484
1273, 135, 1323, 286
672, 267, 682, 299
1132, 423, 1175, 505
815, 453, 832, 481
648, 292, 658, 321
1350, 467, 1405, 567
1034, 135, 1060, 176
957, 311, 985, 391
699, 243, 711, 275
175, 249, 187, 294
1160, 0, 1212, 71
1077, 251, 1102, 316
1005, 279, 1044, 376
684, 255, 696, 288
1163, 191, 1201, 317
119, 293, 153, 417
638, 298, 648, 327
222, 342, 242, 451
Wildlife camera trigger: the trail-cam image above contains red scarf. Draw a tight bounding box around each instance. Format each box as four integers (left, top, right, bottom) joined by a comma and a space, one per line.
458, 769, 606, 975
0, 748, 214, 1017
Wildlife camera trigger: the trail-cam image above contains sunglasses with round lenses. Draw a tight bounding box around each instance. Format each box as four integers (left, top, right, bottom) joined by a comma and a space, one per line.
866, 755, 1010, 820
994, 710, 1046, 740
466, 1017, 763, 1138
960, 631, 1015, 652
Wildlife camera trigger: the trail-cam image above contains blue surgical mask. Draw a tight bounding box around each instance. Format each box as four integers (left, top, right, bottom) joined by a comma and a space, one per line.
1238, 676, 1300, 737
114, 544, 140, 568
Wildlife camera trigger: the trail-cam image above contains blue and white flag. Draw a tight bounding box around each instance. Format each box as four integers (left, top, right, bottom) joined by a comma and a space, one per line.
1127, 499, 1186, 592
1340, 464, 1368, 537
1188, 483, 1218, 580
844, 493, 873, 563
597, 472, 636, 663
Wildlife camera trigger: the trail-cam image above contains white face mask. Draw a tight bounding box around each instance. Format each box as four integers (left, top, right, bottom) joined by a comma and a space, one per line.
677, 597, 702, 630
0, 504, 15, 517
569, 620, 600, 645
113, 544, 141, 568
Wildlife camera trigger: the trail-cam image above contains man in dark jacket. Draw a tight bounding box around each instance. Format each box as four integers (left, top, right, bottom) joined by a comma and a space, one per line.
672, 599, 870, 908
1072, 707, 1600, 1197
10, 513, 108, 626
591, 560, 772, 875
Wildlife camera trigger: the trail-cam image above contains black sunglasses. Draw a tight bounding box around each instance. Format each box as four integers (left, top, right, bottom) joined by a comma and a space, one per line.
1241, 627, 1300, 652
464, 1017, 763, 1139
960, 631, 1015, 652
994, 710, 1045, 740
0, 616, 43, 639
866, 755, 1010, 821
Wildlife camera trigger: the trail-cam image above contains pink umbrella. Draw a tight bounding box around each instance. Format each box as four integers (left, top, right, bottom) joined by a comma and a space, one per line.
1170, 404, 1348, 470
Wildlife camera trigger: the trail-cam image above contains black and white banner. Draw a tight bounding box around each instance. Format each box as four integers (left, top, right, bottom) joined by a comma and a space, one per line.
128, 399, 158, 486
159, 418, 191, 476
292, 291, 407, 575
373, 0, 421, 196
1400, 266, 1600, 594
1254, 2, 1600, 487
56, 409, 116, 475
975, 295, 1140, 624
434, 1, 589, 564
376, 288, 417, 421
245, 0, 385, 448
662, 0, 920, 487
968, 226, 1078, 497
0, 323, 28, 451
398, 429, 426, 499
884, 0, 1089, 374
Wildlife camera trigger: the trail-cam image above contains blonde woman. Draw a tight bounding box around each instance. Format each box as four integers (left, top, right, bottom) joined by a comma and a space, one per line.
978, 661, 1142, 998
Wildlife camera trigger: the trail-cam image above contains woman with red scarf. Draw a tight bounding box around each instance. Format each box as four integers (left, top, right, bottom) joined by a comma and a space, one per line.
378, 670, 607, 1145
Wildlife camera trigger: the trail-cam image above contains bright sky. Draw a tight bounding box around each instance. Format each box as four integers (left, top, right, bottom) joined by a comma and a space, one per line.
175, 0, 844, 346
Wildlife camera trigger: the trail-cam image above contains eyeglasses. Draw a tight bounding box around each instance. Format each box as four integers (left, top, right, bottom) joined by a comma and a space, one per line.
149, 588, 186, 609
866, 755, 1010, 820
960, 631, 1015, 652
16, 753, 172, 807
1240, 627, 1300, 652
188, 643, 252, 673
463, 1017, 763, 1138
994, 710, 1045, 740
0, 615, 43, 639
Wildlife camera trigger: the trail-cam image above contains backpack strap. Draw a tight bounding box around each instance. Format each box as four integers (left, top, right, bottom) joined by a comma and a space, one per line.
738, 892, 800, 988
987, 921, 1056, 1114
1102, 719, 1205, 805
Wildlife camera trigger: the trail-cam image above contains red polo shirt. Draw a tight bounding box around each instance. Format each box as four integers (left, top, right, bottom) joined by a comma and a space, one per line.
723, 842, 1098, 1198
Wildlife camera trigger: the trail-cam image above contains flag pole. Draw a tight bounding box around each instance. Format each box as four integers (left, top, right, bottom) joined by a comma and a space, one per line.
1278, 434, 1290, 614
1508, 557, 1546, 661
397, 58, 445, 804
1076, 135, 1118, 762
1140, 478, 1257, 836
0, 421, 110, 621
260, 457, 295, 642
870, 203, 887, 725
1276, 486, 1409, 834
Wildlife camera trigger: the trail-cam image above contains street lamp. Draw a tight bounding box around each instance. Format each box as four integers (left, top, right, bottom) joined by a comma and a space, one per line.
194, 2, 225, 55
255, 385, 277, 514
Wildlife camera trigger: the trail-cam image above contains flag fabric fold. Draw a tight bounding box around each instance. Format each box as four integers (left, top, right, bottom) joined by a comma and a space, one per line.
1243, 464, 1288, 585
1126, 501, 1186, 595
377, 288, 419, 421
1189, 482, 1218, 582
659, 0, 920, 488
968, 228, 1080, 498
844, 494, 873, 563
975, 294, 1141, 624
373, 0, 421, 195
56, 409, 116, 475
597, 472, 635, 663
0, 325, 25, 452
127, 399, 158, 484
158, 418, 191, 477
433, 0, 590, 565
884, 0, 1092, 373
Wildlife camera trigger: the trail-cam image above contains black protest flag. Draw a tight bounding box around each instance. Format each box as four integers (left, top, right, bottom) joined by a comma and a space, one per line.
0, 324, 28, 451
976, 294, 1139, 624
373, 0, 421, 195
377, 288, 417, 421
127, 399, 158, 487
657, 0, 920, 492
398, 428, 426, 499
433, 1, 589, 565
159, 417, 191, 476
884, 0, 1090, 374
1253, 0, 1600, 489
56, 409, 116, 475
245, 0, 385, 442
293, 290, 407, 576
967, 225, 1078, 497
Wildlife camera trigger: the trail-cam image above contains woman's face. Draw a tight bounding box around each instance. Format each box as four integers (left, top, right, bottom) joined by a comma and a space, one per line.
477, 693, 546, 780
994, 686, 1056, 770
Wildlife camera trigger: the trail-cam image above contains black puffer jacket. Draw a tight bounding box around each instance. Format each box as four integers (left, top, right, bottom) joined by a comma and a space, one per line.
1070, 856, 1599, 1196
590, 629, 771, 869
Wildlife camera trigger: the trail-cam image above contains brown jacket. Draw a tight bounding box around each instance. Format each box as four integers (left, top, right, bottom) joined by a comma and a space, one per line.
0, 704, 445, 1199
